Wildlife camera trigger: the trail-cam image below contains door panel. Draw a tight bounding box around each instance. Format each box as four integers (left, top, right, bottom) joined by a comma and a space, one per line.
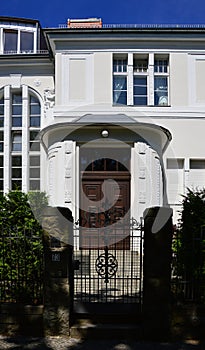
80, 178, 130, 249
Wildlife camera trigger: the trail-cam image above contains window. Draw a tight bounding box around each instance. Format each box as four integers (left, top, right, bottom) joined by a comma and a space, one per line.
133, 77, 147, 105
3, 27, 35, 54
0, 131, 3, 153
11, 155, 22, 190
190, 159, 205, 169
167, 158, 184, 169
30, 131, 40, 151
20, 31, 34, 52
154, 57, 169, 106
0, 156, 3, 192
30, 95, 40, 127
29, 155, 40, 190
12, 93, 22, 127
4, 30, 18, 53
113, 76, 127, 105
113, 53, 169, 106
113, 58, 127, 73
12, 131, 22, 152
0, 97, 4, 127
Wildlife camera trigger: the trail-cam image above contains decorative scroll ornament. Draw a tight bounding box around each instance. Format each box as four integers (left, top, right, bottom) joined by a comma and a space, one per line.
44, 88, 55, 109
95, 249, 118, 283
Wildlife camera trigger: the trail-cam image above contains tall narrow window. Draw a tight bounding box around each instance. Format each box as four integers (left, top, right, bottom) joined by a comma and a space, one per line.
154, 57, 169, 106
30, 95, 40, 127
29, 155, 40, 190
29, 93, 41, 191
0, 97, 4, 127
20, 31, 34, 52
11, 155, 22, 190
113, 55, 128, 105
113, 76, 127, 105
12, 93, 22, 127
12, 131, 22, 152
4, 30, 18, 53
0, 156, 3, 193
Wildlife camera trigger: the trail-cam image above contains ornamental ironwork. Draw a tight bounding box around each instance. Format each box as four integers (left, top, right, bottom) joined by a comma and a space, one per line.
95, 248, 118, 283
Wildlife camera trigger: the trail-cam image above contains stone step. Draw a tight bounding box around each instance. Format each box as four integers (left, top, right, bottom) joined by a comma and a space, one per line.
70, 322, 143, 339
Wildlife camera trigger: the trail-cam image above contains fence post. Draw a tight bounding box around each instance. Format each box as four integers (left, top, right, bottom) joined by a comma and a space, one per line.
143, 206, 173, 340
41, 206, 73, 336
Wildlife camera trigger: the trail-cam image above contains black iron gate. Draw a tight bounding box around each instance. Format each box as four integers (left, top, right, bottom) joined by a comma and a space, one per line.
73, 217, 144, 307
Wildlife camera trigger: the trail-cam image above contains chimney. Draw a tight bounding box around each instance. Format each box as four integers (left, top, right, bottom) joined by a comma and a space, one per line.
67, 18, 102, 28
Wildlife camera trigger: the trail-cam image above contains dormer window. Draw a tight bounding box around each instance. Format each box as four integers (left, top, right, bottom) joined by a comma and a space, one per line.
4, 29, 18, 53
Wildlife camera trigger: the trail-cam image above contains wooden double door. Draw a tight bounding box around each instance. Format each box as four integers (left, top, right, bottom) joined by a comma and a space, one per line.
80, 172, 130, 249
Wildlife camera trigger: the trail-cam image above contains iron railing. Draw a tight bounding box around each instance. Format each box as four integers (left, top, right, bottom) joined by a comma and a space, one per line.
0, 226, 44, 305
171, 228, 205, 303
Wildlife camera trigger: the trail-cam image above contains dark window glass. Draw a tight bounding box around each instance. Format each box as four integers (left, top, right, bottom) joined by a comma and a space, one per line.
20, 31, 34, 52
30, 168, 40, 178
30, 104, 40, 115
4, 30, 18, 52
12, 94, 22, 104
29, 180, 40, 190
113, 76, 127, 105
12, 105, 22, 115
0, 117, 4, 127
0, 156, 3, 167
30, 142, 40, 151
133, 77, 147, 105
0, 168, 3, 178
30, 156, 40, 166
12, 180, 22, 190
30, 117, 40, 127
12, 156, 22, 166
30, 131, 39, 140
12, 168, 22, 178
0, 180, 3, 190
12, 117, 22, 127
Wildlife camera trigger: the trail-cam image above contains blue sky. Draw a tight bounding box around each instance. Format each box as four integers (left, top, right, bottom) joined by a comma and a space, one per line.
1, 0, 205, 28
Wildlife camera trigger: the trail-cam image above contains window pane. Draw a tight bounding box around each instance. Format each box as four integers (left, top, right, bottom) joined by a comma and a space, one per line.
134, 96, 147, 105
113, 91, 127, 105
30, 180, 40, 190
30, 142, 40, 151
30, 156, 40, 166
12, 180, 22, 190
12, 105, 22, 115
30, 131, 39, 140
0, 117, 4, 127
190, 159, 205, 169
20, 31, 34, 52
0, 131, 3, 141
113, 77, 127, 105
4, 30, 18, 52
30, 117, 40, 127
12, 143, 22, 152
0, 143, 3, 152
12, 94, 22, 104
12, 133, 22, 142
0, 168, 3, 178
134, 85, 147, 95
12, 156, 22, 166
30, 95, 39, 104
0, 156, 3, 167
0, 105, 4, 115
12, 168, 22, 178
30, 168, 40, 178
0, 180, 3, 190
167, 159, 184, 169
30, 104, 40, 115
12, 117, 22, 127
154, 77, 168, 105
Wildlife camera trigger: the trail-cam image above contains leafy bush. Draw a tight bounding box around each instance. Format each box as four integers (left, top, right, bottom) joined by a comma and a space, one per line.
0, 190, 48, 304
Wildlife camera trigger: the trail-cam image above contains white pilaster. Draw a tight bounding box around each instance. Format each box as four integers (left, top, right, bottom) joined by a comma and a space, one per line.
127, 53, 133, 105
22, 85, 29, 192
3, 85, 11, 193
148, 53, 154, 105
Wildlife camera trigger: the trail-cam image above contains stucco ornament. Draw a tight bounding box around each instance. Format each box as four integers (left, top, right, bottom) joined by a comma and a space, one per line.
44, 88, 55, 109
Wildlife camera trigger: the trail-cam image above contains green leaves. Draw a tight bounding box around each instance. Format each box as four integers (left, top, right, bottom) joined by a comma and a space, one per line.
0, 190, 47, 304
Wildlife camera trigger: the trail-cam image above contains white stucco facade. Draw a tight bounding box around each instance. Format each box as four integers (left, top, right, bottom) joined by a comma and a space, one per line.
1, 17, 205, 224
